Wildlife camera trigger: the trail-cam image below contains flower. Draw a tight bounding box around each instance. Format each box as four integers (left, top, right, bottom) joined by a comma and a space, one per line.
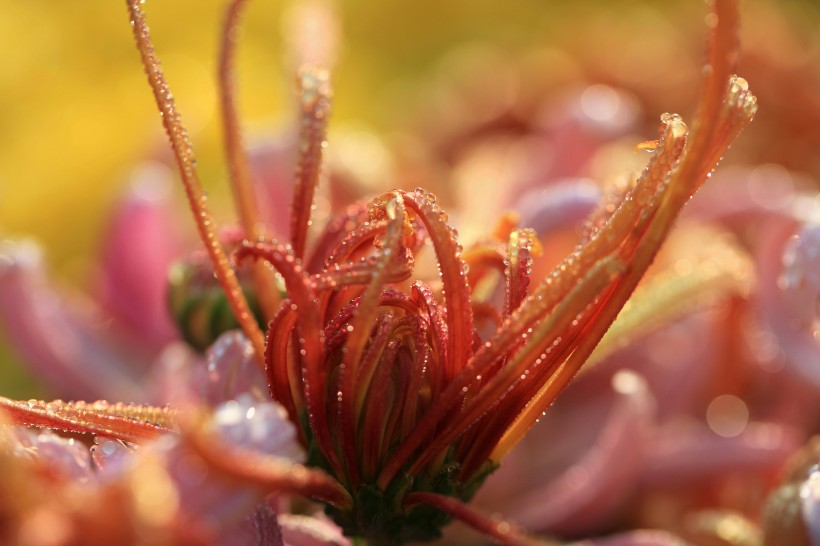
5, 0, 815, 544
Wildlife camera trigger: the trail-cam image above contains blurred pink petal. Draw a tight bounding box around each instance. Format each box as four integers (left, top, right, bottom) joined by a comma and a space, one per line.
0, 240, 145, 401
513, 178, 601, 237
480, 371, 653, 536
530, 84, 641, 185
592, 311, 719, 421
571, 530, 689, 546
12, 428, 95, 483
97, 162, 184, 350
279, 513, 351, 546
144, 341, 204, 405
642, 421, 798, 488
248, 138, 297, 239
688, 164, 801, 223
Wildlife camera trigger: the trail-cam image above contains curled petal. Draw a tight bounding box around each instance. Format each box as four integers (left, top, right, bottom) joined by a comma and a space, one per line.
505, 228, 539, 317
386, 113, 688, 484
265, 303, 301, 422
337, 194, 406, 485
126, 0, 266, 363
310, 251, 414, 292
235, 240, 340, 476
306, 202, 369, 274
401, 188, 475, 377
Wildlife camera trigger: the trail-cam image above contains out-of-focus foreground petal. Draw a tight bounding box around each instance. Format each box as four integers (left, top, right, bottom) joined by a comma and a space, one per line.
0, 240, 146, 402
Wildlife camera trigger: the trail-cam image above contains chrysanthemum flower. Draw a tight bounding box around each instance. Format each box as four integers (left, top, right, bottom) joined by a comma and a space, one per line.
0, 0, 775, 544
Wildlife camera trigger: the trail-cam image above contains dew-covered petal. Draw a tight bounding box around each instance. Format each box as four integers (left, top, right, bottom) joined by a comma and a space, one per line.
211, 394, 304, 463
0, 240, 146, 401
0, 396, 175, 444
143, 396, 305, 536
91, 436, 136, 478
11, 428, 95, 483
235, 240, 340, 477
197, 331, 269, 406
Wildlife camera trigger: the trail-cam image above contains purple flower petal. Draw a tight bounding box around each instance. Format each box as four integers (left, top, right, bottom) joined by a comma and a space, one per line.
0, 240, 145, 401
197, 331, 269, 406
513, 178, 602, 237
756, 221, 820, 387
211, 394, 304, 462
145, 395, 305, 538
91, 436, 135, 478
12, 428, 95, 483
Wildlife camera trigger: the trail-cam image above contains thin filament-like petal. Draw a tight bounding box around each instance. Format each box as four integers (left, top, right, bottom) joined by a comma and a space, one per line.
125, 0, 266, 363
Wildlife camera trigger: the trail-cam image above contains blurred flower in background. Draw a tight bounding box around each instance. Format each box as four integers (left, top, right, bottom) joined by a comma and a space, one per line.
1, 0, 819, 544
